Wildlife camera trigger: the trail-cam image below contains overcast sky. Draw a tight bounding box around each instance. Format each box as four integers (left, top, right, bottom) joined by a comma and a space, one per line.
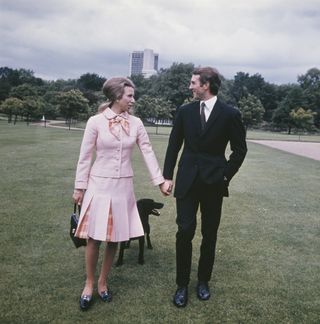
1, 0, 319, 84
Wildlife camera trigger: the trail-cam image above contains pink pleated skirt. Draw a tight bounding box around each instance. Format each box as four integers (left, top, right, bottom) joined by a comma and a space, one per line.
75, 175, 144, 242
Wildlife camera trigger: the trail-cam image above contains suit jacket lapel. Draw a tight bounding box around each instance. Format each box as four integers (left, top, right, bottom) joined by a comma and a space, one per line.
201, 99, 223, 135
190, 101, 202, 132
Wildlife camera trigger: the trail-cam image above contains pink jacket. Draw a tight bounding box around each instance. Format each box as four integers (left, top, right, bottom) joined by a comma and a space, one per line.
74, 108, 164, 189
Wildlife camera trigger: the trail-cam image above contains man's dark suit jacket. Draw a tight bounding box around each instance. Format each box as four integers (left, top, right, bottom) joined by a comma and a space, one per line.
163, 99, 247, 198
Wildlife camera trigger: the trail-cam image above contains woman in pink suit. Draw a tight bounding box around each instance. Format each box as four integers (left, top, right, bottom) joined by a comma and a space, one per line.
72, 77, 169, 310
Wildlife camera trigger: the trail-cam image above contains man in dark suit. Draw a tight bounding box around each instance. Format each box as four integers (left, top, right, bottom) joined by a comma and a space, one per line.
163, 67, 247, 308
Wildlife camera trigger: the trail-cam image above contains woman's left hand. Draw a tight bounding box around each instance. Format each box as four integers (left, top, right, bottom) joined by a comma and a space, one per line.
159, 180, 172, 196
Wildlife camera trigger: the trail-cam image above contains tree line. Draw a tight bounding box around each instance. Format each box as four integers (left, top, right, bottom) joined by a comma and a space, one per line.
0, 64, 319, 133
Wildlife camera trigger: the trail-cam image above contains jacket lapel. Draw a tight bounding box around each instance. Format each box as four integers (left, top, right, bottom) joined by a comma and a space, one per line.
201, 99, 222, 135
190, 101, 202, 132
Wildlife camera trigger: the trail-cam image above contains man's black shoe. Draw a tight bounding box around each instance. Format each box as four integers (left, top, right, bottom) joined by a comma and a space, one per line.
196, 281, 210, 301
173, 286, 188, 307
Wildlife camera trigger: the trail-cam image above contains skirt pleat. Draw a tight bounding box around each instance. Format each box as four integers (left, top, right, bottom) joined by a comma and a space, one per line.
75, 175, 144, 242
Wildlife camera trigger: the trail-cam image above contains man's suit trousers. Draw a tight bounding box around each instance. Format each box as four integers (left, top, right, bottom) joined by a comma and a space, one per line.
175, 175, 223, 287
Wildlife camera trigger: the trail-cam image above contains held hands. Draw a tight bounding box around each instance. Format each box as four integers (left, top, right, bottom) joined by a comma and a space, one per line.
73, 189, 84, 205
159, 179, 173, 196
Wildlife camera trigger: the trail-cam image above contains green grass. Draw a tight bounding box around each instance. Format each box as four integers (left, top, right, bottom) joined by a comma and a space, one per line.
0, 121, 319, 323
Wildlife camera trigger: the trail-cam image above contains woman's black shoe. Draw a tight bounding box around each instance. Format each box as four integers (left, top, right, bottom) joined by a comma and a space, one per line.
79, 295, 92, 310
99, 289, 112, 302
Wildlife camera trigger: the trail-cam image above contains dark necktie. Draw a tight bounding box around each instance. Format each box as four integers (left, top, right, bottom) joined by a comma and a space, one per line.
200, 102, 206, 130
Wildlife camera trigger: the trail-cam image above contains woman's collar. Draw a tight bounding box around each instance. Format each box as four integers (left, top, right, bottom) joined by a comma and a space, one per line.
103, 107, 129, 120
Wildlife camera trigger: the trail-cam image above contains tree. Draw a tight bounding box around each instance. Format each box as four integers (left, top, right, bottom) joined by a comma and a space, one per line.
9, 83, 38, 99
298, 68, 320, 128
9, 83, 44, 124
76, 73, 106, 91
22, 97, 44, 125
129, 74, 152, 100
134, 95, 173, 121
0, 67, 22, 87
149, 63, 194, 107
231, 72, 251, 102
289, 107, 316, 132
0, 97, 24, 123
152, 97, 175, 133
272, 85, 307, 133
238, 94, 265, 130
42, 91, 61, 119
134, 95, 157, 120
298, 67, 320, 89
80, 90, 103, 106
58, 89, 89, 128
0, 80, 11, 103
231, 72, 278, 122
46, 78, 77, 92
219, 78, 236, 106
16, 68, 43, 86
259, 82, 279, 121
0, 67, 43, 101
231, 72, 266, 102
153, 97, 174, 120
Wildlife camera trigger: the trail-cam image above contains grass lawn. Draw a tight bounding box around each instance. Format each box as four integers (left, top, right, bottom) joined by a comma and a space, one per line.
0, 121, 319, 323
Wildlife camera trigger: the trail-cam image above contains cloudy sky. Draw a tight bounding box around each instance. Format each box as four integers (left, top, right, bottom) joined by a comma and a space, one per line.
1, 0, 319, 84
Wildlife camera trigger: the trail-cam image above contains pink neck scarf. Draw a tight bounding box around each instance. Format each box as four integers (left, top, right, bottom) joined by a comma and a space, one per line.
109, 115, 130, 140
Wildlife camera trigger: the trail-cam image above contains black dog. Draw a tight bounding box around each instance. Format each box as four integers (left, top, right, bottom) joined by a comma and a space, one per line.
116, 199, 164, 266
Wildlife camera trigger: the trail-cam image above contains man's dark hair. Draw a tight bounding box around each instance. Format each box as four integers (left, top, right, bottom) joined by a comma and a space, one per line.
193, 67, 221, 95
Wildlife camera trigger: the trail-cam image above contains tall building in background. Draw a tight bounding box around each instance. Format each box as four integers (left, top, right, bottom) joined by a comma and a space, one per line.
129, 49, 159, 78
129, 51, 144, 76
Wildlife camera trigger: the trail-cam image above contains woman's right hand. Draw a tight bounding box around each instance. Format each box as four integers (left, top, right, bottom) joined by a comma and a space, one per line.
73, 189, 84, 205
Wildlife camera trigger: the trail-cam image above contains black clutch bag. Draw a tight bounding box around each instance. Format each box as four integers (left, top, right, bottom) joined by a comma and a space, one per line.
70, 204, 87, 248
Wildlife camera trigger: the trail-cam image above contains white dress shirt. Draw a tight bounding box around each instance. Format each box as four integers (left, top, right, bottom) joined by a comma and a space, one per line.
200, 96, 217, 121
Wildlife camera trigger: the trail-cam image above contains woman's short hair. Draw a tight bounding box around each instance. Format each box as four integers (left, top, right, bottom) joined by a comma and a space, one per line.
98, 77, 135, 113
193, 67, 221, 95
